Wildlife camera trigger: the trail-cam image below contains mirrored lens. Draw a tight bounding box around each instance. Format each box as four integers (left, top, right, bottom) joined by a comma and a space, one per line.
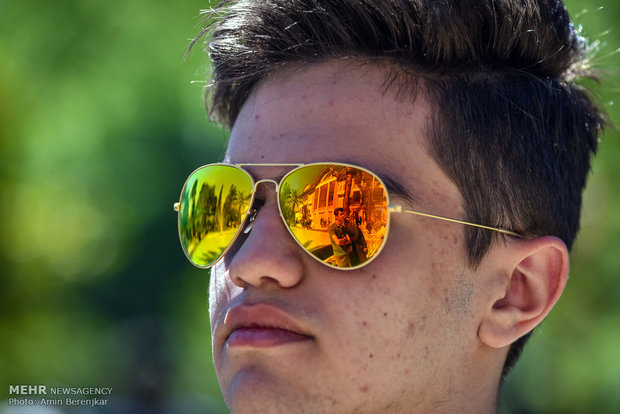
178, 165, 253, 267
279, 164, 389, 269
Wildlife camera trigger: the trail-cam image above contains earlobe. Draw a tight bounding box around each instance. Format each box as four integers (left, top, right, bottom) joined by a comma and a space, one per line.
478, 236, 569, 349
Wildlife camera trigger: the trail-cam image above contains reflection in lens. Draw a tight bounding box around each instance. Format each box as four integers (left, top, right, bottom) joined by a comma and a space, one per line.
280, 164, 388, 268
178, 165, 253, 267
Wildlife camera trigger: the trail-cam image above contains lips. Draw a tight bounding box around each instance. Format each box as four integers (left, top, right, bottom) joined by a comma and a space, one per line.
224, 303, 313, 348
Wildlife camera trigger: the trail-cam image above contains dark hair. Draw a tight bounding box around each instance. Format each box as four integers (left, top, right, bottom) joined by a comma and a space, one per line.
191, 0, 606, 380
334, 208, 345, 216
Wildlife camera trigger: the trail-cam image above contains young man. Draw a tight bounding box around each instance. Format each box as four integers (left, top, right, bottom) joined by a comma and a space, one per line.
328, 208, 353, 267
178, 0, 606, 412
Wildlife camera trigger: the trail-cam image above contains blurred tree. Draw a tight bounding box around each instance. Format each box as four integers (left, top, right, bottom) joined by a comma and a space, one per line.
0, 0, 228, 412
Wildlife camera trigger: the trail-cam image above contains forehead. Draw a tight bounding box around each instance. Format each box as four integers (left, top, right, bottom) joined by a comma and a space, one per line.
227, 62, 426, 162
226, 61, 462, 212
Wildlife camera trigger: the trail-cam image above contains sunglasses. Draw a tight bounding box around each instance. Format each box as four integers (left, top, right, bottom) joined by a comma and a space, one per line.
174, 162, 521, 270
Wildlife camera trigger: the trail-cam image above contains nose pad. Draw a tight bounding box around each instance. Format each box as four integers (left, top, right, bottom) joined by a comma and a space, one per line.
226, 201, 305, 289
242, 208, 258, 234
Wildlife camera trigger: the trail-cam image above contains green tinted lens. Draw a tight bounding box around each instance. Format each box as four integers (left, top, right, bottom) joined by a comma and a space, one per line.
279, 164, 389, 269
178, 165, 253, 267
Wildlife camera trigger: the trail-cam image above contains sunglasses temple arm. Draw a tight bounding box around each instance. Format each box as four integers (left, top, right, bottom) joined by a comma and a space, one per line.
388, 205, 522, 238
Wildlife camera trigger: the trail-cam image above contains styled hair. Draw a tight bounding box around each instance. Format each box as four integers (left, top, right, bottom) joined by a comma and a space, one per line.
334, 207, 345, 217
192, 0, 606, 379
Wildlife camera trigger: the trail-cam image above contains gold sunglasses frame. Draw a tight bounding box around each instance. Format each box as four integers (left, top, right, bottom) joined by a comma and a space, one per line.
174, 162, 521, 271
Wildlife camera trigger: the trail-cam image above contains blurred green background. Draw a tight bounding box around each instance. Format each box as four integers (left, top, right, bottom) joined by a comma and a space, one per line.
0, 1, 618, 413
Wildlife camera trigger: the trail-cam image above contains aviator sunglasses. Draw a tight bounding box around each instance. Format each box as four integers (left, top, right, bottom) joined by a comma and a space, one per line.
174, 162, 521, 270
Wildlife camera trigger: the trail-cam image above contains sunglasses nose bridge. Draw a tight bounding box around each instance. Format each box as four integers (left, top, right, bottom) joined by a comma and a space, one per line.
248, 178, 287, 232
253, 178, 280, 196
249, 179, 281, 214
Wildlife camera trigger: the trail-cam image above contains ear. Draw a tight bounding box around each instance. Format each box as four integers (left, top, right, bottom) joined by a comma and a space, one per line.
478, 236, 569, 348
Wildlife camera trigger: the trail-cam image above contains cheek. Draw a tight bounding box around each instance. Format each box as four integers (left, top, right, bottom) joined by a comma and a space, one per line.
314, 274, 438, 400
208, 266, 222, 317
390, 215, 467, 286
208, 264, 238, 330
377, 225, 478, 353
322, 267, 432, 359
342, 224, 470, 346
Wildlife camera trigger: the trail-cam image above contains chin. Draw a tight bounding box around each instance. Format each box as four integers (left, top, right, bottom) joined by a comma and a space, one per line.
225, 374, 309, 414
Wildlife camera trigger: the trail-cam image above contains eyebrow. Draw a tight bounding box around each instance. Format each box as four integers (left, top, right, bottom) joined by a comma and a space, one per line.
378, 174, 418, 206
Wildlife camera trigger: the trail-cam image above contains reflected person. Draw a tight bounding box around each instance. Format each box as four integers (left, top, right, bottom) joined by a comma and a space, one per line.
328, 208, 352, 267
344, 215, 368, 266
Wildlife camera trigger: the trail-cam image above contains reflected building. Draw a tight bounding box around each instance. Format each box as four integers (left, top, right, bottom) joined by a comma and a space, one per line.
296, 166, 386, 231
286, 165, 388, 261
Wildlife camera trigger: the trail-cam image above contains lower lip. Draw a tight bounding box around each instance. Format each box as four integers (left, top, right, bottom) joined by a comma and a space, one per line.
227, 328, 312, 348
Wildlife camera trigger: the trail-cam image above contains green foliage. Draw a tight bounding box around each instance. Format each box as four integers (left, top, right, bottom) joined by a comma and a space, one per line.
0, 0, 228, 412
0, 1, 618, 413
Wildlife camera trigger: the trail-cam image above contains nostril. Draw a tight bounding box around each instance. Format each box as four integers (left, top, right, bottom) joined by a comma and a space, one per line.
231, 272, 250, 288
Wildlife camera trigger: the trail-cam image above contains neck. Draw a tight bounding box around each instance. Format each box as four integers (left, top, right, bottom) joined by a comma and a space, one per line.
405, 347, 505, 413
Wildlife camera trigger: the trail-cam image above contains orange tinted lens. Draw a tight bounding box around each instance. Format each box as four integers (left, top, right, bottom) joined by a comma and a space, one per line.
178, 165, 253, 267
279, 164, 389, 269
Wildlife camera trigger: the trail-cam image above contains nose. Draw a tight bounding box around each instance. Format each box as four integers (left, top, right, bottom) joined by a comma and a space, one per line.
227, 199, 305, 290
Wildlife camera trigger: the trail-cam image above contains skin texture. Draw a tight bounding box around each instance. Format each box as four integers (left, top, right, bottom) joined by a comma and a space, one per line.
207, 62, 568, 413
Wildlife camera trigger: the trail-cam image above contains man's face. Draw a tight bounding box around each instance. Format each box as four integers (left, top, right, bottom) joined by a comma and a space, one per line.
209, 62, 493, 413
335, 211, 345, 224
